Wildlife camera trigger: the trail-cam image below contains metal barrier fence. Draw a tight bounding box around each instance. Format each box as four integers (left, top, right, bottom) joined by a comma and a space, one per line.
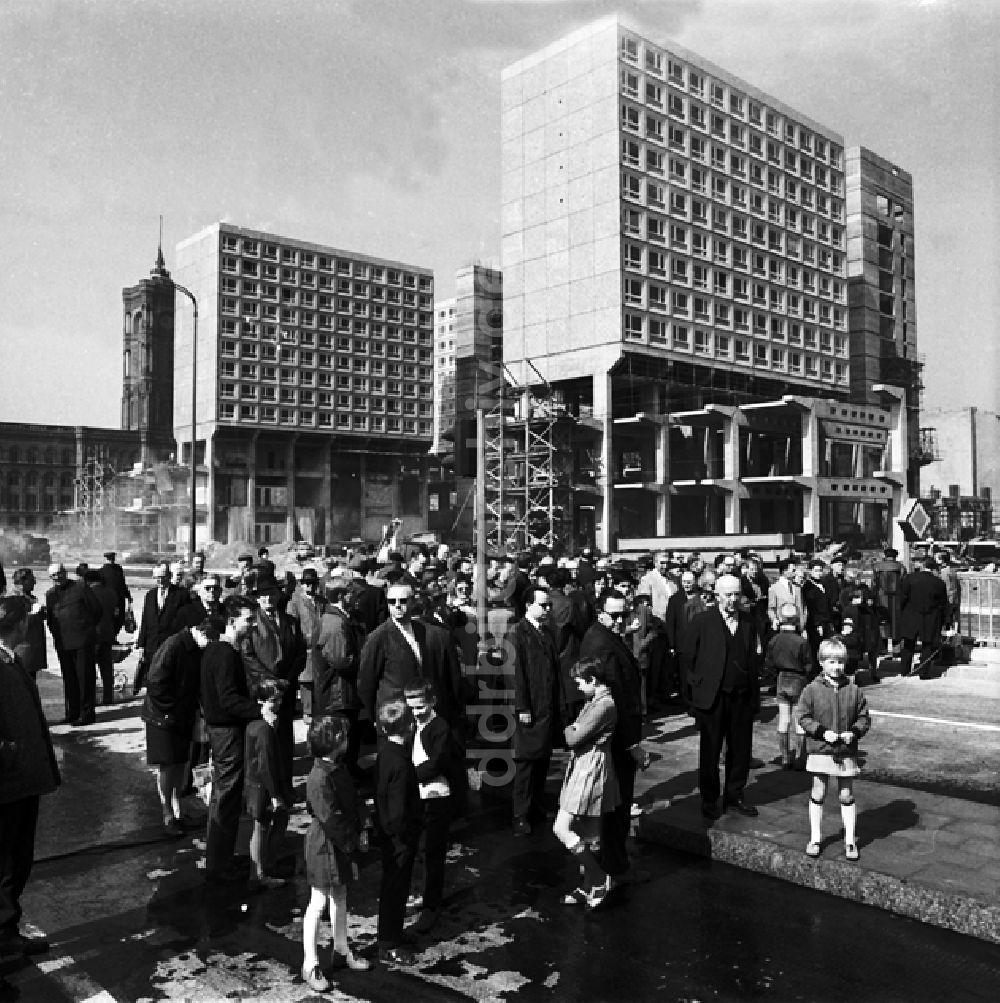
959, 573, 1000, 646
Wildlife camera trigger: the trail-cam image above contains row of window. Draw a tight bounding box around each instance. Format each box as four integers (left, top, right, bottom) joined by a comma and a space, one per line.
622, 278, 848, 335
218, 403, 431, 436
0, 446, 76, 466
621, 212, 845, 279
621, 173, 844, 254
619, 99, 843, 193
218, 236, 432, 291
219, 384, 433, 412
623, 287, 847, 344
619, 34, 844, 167
219, 340, 433, 366
219, 320, 433, 347
0, 492, 74, 512
621, 217, 845, 288
219, 297, 433, 329
620, 315, 849, 382
4, 470, 75, 488
219, 360, 432, 386
625, 176, 842, 262
619, 137, 844, 219
218, 268, 433, 309
620, 241, 844, 296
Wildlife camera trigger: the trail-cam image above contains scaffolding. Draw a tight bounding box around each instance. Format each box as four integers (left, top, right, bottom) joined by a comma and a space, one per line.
73, 447, 116, 552
480, 361, 579, 554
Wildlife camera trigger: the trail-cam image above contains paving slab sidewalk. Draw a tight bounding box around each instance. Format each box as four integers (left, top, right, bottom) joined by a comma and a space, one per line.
632, 649, 1000, 945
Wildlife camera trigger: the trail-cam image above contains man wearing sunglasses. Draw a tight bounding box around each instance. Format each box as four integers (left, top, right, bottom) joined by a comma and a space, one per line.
358, 584, 427, 722
580, 589, 645, 883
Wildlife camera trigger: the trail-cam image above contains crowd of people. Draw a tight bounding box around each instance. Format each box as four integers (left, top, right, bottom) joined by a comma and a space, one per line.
0, 539, 964, 982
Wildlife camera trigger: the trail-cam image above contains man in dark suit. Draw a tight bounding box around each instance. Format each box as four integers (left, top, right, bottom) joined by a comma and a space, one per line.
680, 574, 762, 820
803, 558, 838, 666
99, 550, 131, 636
350, 564, 389, 638
135, 562, 189, 693
898, 552, 949, 678
546, 567, 590, 722
45, 562, 103, 725
510, 587, 561, 835
357, 582, 429, 721
580, 588, 645, 878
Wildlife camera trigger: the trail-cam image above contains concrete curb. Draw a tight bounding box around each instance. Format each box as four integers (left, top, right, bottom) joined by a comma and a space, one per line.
636, 805, 1000, 945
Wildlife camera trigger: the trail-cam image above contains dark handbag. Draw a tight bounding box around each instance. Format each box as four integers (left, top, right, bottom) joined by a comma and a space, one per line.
123, 609, 137, 634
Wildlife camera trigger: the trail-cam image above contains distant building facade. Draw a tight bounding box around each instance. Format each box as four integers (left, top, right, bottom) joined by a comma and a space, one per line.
432, 297, 456, 454
845, 147, 923, 495
172, 222, 435, 546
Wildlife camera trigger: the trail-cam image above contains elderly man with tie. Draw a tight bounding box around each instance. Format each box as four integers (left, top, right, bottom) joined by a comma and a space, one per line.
680, 574, 763, 820
767, 558, 806, 634
135, 562, 189, 694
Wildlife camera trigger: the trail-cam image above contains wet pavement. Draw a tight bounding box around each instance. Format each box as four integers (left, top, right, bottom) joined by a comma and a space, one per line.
634, 649, 1000, 943
2, 668, 1000, 1002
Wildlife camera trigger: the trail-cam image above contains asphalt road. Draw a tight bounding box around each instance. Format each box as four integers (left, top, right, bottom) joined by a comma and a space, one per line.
2, 671, 999, 1002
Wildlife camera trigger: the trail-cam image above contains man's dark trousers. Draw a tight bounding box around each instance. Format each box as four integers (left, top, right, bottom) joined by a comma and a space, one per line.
58, 645, 96, 722
205, 725, 246, 875
0, 796, 40, 935
696, 687, 755, 806
377, 837, 416, 945
512, 756, 549, 821
599, 739, 636, 876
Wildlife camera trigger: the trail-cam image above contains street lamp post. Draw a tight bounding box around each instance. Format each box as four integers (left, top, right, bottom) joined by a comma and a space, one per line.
174, 282, 198, 562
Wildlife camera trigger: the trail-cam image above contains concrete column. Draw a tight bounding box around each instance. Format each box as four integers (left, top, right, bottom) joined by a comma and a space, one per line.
594, 370, 613, 553
801, 402, 820, 535
358, 450, 367, 530
656, 418, 670, 536
723, 410, 745, 534
247, 432, 259, 545
204, 432, 215, 545
320, 442, 332, 546
285, 434, 298, 543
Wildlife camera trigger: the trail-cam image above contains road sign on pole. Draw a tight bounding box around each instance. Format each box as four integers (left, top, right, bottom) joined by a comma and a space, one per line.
898, 499, 931, 542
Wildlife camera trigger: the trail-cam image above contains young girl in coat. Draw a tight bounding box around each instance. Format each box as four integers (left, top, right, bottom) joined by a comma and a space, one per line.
552, 657, 620, 910
300, 714, 372, 993
795, 638, 871, 861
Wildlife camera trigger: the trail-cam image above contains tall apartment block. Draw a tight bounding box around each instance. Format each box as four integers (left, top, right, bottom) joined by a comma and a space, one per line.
432, 297, 456, 454
845, 148, 922, 495
501, 16, 910, 552
172, 223, 434, 547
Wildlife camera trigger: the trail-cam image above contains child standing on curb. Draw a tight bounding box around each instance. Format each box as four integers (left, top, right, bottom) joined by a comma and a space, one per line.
795, 638, 871, 861
301, 714, 372, 993
552, 657, 620, 910
764, 603, 812, 770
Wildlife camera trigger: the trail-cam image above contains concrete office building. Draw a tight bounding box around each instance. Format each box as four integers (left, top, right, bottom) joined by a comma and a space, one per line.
172, 223, 435, 547
426, 265, 504, 545
500, 16, 912, 551
845, 147, 923, 495
432, 297, 456, 455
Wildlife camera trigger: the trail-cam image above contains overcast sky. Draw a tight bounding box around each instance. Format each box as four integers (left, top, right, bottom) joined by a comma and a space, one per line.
1, 0, 996, 428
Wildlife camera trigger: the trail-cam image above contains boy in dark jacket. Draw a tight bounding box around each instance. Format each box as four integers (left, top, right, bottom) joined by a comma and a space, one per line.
374, 698, 421, 966
764, 603, 813, 769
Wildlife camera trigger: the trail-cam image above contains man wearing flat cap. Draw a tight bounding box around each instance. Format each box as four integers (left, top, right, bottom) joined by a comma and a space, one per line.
241, 575, 305, 805
99, 551, 132, 636
45, 562, 103, 725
